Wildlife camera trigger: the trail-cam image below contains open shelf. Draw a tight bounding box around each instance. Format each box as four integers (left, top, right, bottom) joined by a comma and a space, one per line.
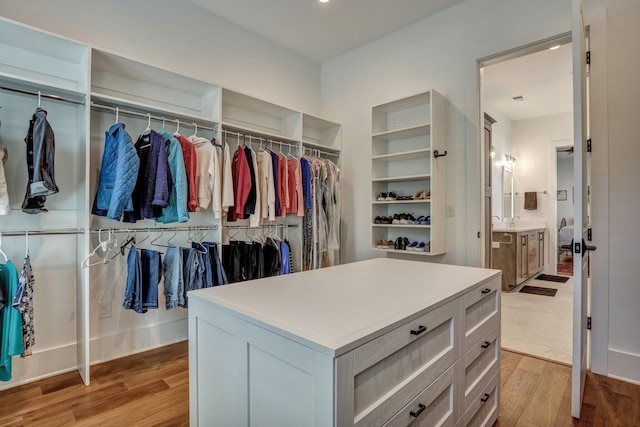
302, 113, 342, 151
373, 248, 432, 256
372, 124, 430, 141
372, 174, 431, 183
372, 200, 431, 204
372, 148, 431, 162
372, 224, 431, 228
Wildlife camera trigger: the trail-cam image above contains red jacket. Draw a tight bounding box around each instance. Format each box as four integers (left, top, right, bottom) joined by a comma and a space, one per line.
175, 134, 198, 212
228, 146, 251, 221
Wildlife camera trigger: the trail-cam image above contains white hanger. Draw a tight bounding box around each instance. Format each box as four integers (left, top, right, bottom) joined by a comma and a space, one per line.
142, 113, 152, 135
25, 231, 29, 258
0, 232, 7, 262
81, 229, 117, 268
115, 107, 119, 124
191, 122, 198, 138
37, 91, 41, 108
173, 119, 181, 136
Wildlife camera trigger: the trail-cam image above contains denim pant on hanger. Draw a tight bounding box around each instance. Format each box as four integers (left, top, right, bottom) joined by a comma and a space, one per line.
203, 242, 228, 285
123, 246, 161, 314
163, 244, 184, 310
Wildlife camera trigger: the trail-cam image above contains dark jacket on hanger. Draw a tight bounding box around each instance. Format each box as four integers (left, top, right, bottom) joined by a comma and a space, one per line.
123, 130, 171, 222
22, 108, 59, 214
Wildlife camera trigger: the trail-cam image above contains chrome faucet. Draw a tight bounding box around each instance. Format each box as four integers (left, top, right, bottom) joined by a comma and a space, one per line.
509, 216, 520, 227
492, 215, 500, 221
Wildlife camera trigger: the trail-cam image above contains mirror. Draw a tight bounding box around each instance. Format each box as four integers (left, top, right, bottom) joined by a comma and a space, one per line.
502, 166, 513, 220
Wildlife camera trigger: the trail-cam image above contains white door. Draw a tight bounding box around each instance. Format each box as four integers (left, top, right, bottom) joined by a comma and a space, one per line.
571, 0, 593, 418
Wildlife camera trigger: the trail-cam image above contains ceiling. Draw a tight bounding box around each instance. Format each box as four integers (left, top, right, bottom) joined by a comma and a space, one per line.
483, 43, 573, 121
187, 0, 466, 62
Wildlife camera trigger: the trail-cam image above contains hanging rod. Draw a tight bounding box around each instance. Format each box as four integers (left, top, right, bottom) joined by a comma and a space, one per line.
222, 224, 298, 230
303, 146, 340, 157
515, 191, 548, 195
89, 225, 218, 234
0, 85, 85, 106
0, 228, 85, 237
222, 129, 298, 149
90, 102, 218, 133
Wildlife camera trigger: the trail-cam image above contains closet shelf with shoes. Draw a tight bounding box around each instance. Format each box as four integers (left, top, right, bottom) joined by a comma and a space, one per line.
371, 90, 446, 256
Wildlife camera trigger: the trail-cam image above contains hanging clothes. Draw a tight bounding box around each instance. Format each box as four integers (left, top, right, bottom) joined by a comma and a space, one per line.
256, 150, 275, 221
279, 241, 291, 275
228, 145, 251, 222
174, 134, 198, 213
12, 254, 35, 357
189, 135, 222, 217
162, 244, 185, 310
221, 142, 234, 215
92, 123, 140, 221
0, 147, 9, 215
22, 108, 59, 214
0, 260, 23, 381
286, 156, 304, 217
270, 151, 281, 217
157, 131, 189, 224
248, 147, 261, 227
278, 153, 289, 216
243, 146, 258, 220
123, 246, 162, 314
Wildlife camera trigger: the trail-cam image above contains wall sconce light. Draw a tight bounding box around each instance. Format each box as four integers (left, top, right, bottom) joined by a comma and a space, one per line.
490, 145, 496, 159
504, 154, 517, 169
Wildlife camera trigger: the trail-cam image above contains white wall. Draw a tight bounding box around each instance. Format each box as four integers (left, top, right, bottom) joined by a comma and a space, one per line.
321, 0, 640, 383
556, 155, 574, 222
321, 0, 572, 266
0, 0, 321, 115
511, 113, 573, 232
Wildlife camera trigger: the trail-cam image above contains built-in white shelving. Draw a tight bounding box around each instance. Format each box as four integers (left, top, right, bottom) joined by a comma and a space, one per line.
371, 90, 447, 256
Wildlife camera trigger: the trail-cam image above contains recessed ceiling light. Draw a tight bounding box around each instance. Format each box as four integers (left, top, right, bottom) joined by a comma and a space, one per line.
549, 45, 561, 50
511, 95, 526, 102
319, 0, 330, 2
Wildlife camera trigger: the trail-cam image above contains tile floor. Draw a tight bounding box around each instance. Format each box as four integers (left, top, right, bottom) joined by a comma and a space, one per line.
501, 274, 573, 365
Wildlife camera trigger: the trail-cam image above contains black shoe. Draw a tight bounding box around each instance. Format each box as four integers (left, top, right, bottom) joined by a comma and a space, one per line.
402, 237, 410, 250
374, 216, 382, 224
394, 237, 403, 250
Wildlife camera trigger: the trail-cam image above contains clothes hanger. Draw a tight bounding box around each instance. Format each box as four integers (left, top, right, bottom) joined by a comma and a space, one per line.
173, 119, 181, 137
0, 232, 8, 262
228, 228, 240, 241
81, 229, 117, 268
25, 231, 29, 258
37, 91, 41, 109
190, 123, 198, 138
137, 228, 151, 246
142, 113, 152, 135
115, 107, 119, 124
162, 117, 166, 132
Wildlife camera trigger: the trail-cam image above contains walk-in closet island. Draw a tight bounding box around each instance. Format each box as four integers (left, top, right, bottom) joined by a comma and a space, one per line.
188, 258, 501, 426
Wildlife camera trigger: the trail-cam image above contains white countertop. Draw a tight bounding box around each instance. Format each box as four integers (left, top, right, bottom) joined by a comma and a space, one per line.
188, 258, 500, 356
493, 226, 545, 232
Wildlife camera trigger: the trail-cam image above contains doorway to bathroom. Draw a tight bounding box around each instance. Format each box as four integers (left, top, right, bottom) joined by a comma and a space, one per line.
480, 34, 574, 365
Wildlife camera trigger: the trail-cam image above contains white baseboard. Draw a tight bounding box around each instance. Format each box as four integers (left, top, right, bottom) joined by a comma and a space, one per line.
0, 343, 78, 391
89, 318, 188, 365
0, 319, 189, 391
608, 348, 640, 385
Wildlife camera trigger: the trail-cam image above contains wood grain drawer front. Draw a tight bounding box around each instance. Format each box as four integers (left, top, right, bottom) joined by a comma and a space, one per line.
463, 278, 500, 353
462, 325, 499, 409
382, 366, 455, 427
461, 372, 499, 427
352, 300, 457, 426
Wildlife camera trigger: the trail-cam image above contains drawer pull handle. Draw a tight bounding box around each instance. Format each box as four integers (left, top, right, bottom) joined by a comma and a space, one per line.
410, 325, 427, 335
480, 393, 491, 403
410, 403, 426, 418
481, 341, 491, 349
481, 288, 491, 294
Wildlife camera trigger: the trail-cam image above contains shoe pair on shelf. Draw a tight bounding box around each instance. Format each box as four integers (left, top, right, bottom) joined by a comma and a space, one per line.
406, 241, 429, 252
377, 191, 397, 201
392, 213, 417, 224
413, 190, 430, 200
394, 237, 410, 250
376, 240, 395, 249
415, 215, 431, 225
374, 216, 392, 224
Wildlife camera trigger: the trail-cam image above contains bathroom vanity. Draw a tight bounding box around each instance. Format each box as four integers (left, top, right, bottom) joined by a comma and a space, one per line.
491, 227, 545, 290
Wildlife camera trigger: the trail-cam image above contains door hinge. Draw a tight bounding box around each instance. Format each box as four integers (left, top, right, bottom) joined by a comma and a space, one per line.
587, 139, 592, 153
478, 231, 481, 238
575, 242, 581, 254
587, 317, 592, 330
586, 51, 591, 65
588, 228, 592, 241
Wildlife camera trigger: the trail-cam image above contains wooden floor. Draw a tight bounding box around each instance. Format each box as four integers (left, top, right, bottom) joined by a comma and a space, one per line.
0, 344, 638, 426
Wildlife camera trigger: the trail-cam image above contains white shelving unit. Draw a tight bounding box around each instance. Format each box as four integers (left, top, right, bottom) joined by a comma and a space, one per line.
371, 90, 447, 256
0, 17, 342, 391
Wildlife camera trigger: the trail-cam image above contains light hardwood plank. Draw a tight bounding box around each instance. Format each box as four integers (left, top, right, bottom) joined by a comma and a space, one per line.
499, 367, 541, 425
515, 361, 571, 426
516, 356, 547, 374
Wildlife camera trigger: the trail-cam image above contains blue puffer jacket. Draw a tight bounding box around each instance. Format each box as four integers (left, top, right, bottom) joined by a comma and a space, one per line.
92, 123, 140, 221
157, 130, 189, 224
